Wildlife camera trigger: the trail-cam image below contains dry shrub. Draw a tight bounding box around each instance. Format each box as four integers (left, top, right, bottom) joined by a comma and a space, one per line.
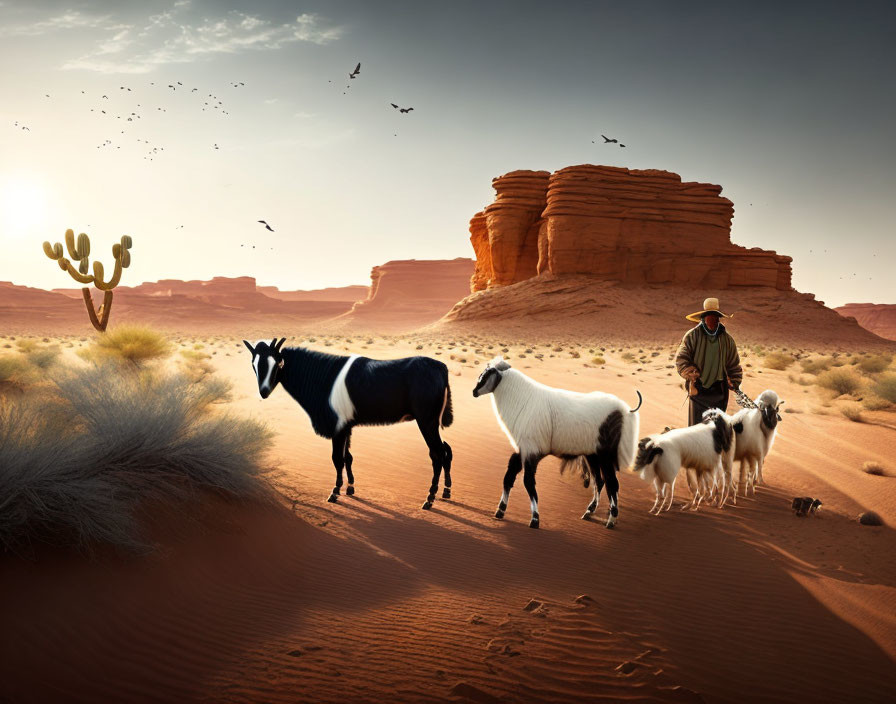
87, 325, 173, 367
862, 461, 887, 476
840, 403, 864, 422
817, 367, 863, 395
800, 356, 834, 374
29, 345, 62, 370
592, 356, 606, 365
14, 339, 39, 354
862, 395, 892, 411
0, 355, 30, 383
857, 354, 892, 374
870, 373, 896, 404
0, 362, 273, 554
763, 352, 793, 370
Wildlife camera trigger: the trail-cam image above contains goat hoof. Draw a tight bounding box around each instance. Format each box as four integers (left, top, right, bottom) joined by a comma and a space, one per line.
581, 512, 592, 520
529, 519, 539, 529
422, 501, 432, 511
442, 488, 451, 499
494, 509, 505, 519
327, 494, 338, 504
346, 485, 354, 496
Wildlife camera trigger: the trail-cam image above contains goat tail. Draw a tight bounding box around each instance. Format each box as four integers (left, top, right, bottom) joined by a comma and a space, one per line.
559, 455, 591, 488
617, 406, 640, 471
439, 382, 454, 428
629, 389, 643, 413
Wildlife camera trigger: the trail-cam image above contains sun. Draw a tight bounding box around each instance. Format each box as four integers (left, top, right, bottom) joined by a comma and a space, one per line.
0, 176, 51, 242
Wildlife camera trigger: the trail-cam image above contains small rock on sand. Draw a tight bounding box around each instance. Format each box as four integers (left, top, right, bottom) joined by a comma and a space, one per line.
449, 681, 505, 704
523, 599, 543, 612
574, 594, 595, 605
468, 614, 485, 625
859, 511, 884, 526
616, 660, 647, 675
659, 684, 706, 702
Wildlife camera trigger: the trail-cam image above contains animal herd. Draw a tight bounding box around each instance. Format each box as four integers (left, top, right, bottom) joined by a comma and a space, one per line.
243, 340, 784, 529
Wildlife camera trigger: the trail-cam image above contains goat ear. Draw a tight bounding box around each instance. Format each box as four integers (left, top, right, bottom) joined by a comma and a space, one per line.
276, 337, 286, 350
243, 340, 254, 354
270, 337, 277, 347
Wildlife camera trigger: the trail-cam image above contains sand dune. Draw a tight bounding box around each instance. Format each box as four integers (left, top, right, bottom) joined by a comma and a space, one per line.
1, 338, 894, 703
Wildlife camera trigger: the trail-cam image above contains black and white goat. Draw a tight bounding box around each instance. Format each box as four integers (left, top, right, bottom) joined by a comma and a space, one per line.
730, 389, 783, 496
633, 409, 736, 513
472, 356, 641, 529
243, 338, 454, 509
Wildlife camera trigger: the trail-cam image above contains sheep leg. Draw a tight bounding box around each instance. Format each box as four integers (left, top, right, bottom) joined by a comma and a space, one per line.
649, 478, 661, 514
662, 477, 676, 512
327, 429, 350, 503
522, 454, 542, 528
418, 421, 444, 510
495, 453, 522, 519
681, 469, 697, 510
602, 462, 620, 529
756, 455, 765, 486
582, 453, 604, 519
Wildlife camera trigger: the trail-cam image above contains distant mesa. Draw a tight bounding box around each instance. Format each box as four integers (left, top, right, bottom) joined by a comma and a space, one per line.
444, 164, 889, 347
336, 258, 475, 331
468, 165, 792, 293
835, 303, 896, 341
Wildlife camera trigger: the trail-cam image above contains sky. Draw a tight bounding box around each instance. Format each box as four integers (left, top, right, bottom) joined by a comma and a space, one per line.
0, 0, 894, 307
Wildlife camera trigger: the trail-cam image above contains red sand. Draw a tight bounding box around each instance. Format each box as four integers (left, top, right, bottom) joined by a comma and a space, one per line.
2, 337, 895, 703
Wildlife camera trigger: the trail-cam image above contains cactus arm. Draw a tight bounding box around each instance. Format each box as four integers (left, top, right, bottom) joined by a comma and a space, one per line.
81, 288, 103, 332
98, 290, 113, 331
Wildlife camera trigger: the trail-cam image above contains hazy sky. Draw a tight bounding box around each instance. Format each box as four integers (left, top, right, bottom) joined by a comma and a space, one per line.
1, 0, 894, 306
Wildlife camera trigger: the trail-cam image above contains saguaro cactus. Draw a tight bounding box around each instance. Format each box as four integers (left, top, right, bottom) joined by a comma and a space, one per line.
42, 229, 133, 332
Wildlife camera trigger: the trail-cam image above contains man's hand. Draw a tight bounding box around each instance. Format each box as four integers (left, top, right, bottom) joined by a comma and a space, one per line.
727, 379, 740, 391
683, 368, 700, 384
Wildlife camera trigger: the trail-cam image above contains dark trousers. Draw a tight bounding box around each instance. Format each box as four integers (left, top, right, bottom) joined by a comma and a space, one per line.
688, 380, 729, 426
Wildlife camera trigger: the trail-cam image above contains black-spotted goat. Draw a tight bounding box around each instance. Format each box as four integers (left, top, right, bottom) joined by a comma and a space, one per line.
244, 338, 453, 509
472, 356, 641, 529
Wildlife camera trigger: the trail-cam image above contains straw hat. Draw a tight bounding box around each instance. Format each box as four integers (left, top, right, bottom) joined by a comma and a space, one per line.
685, 297, 730, 322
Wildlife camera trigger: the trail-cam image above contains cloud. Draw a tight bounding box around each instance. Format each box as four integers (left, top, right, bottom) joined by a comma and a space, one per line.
0, 10, 126, 36
4, 2, 344, 74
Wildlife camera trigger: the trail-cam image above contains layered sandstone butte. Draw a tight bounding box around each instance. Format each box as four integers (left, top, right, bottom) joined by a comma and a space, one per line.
340, 258, 475, 330
469, 165, 792, 292
836, 303, 896, 341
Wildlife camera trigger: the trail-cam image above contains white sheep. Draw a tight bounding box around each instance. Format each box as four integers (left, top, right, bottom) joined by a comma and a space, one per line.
472, 356, 641, 529
632, 409, 736, 514
730, 389, 783, 497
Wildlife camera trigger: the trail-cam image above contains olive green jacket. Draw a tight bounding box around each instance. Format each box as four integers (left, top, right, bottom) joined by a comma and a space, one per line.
675, 323, 743, 391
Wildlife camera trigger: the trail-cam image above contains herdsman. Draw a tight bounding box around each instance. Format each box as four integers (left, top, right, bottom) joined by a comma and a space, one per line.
675, 297, 743, 426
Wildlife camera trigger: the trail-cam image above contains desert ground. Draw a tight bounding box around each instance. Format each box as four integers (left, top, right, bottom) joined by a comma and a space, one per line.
1, 331, 895, 704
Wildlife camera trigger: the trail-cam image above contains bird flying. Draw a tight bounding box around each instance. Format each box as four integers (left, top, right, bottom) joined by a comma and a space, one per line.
258, 220, 275, 232
349, 62, 361, 79
601, 134, 618, 143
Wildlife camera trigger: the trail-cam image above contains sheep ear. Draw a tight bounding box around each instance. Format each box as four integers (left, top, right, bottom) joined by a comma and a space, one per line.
778, 400, 786, 405
243, 340, 254, 354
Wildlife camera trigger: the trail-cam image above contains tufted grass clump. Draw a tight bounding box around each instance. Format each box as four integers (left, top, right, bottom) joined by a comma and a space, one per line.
840, 403, 864, 423
857, 354, 892, 375
817, 367, 863, 396
0, 362, 273, 554
763, 352, 794, 370
592, 356, 606, 365
800, 356, 834, 375
871, 373, 896, 404
84, 325, 172, 367
862, 461, 888, 476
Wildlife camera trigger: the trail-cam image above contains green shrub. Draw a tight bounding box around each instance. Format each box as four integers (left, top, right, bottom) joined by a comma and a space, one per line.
817, 367, 863, 395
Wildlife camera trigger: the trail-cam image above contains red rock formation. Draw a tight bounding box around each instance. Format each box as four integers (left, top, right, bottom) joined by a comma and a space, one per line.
836, 304, 896, 341
468, 165, 792, 292
342, 258, 475, 330
257, 285, 367, 302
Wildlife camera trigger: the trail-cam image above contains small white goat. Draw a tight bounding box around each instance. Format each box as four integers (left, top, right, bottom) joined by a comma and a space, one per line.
730, 389, 783, 497
632, 409, 736, 513
473, 357, 641, 529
